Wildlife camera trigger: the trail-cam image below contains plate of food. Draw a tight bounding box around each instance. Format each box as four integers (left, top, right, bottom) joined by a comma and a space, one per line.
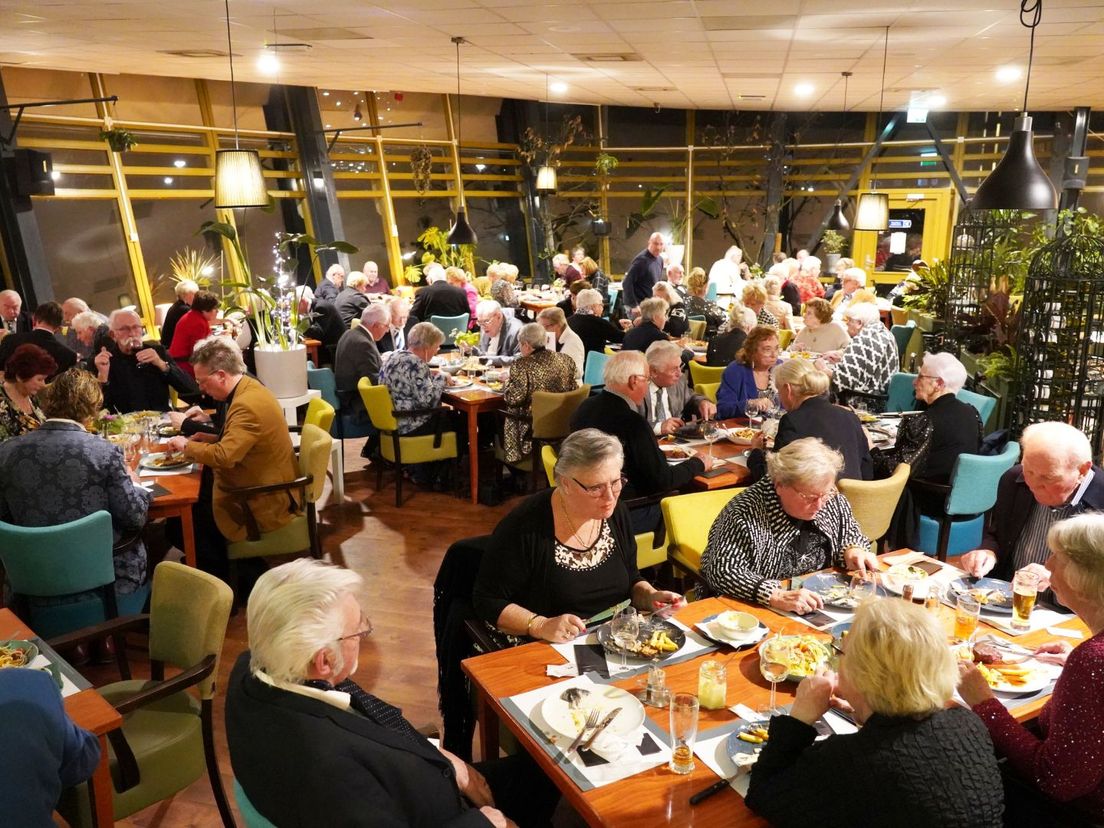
802, 573, 884, 610
139, 451, 191, 471
445, 379, 474, 391
539, 684, 646, 742
596, 617, 686, 662
0, 640, 38, 669
762, 634, 835, 680
156, 424, 181, 438
660, 444, 695, 462
726, 722, 771, 769
881, 562, 932, 595
696, 610, 768, 648
726, 426, 760, 445
674, 421, 704, 439
949, 577, 1014, 615
962, 640, 1055, 695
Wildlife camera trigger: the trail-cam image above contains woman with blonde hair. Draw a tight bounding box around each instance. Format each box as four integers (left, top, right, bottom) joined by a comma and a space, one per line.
684, 266, 726, 336
652, 280, 688, 338
747, 600, 1003, 826
762, 274, 794, 330
445, 266, 478, 327
489, 262, 519, 309
742, 283, 778, 327
746, 358, 871, 482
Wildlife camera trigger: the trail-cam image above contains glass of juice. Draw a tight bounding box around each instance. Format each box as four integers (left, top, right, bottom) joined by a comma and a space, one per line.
698, 660, 727, 710
1012, 570, 1040, 633
668, 693, 699, 775
954, 594, 981, 643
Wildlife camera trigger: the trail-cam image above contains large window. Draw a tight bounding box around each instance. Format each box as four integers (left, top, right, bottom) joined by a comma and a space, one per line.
133, 199, 221, 304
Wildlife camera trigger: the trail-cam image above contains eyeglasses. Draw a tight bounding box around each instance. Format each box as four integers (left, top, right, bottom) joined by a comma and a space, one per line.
337, 615, 373, 642
572, 475, 627, 498
784, 485, 838, 505
917, 374, 943, 383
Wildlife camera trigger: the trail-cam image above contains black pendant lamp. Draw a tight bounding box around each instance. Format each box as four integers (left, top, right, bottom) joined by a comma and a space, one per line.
854, 29, 890, 232
970, 1, 1057, 211
825, 72, 852, 234
447, 36, 478, 246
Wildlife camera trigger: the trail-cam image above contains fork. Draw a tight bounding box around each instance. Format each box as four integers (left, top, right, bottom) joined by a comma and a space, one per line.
564, 709, 601, 756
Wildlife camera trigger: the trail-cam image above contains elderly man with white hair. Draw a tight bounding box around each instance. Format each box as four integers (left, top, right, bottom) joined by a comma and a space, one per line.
58, 297, 108, 358
565, 287, 623, 358
314, 263, 345, 304
551, 252, 581, 285
708, 245, 746, 300
0, 289, 32, 335
622, 296, 670, 353
571, 349, 714, 532
640, 340, 715, 435
410, 262, 470, 323
665, 262, 689, 300
334, 271, 371, 327
829, 266, 868, 315
817, 302, 898, 399
335, 302, 390, 421
536, 306, 584, 383
475, 299, 522, 364
379, 296, 411, 353
226, 558, 559, 827
622, 232, 665, 313
961, 421, 1104, 595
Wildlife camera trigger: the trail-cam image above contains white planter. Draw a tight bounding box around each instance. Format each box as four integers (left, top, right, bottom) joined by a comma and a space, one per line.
825, 253, 841, 272
254, 344, 308, 398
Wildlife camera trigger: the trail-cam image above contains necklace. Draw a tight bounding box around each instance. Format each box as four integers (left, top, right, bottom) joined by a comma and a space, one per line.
2, 380, 31, 413
557, 489, 599, 549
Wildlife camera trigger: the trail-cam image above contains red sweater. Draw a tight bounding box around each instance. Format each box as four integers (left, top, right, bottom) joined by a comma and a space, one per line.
167, 309, 211, 378
972, 629, 1104, 816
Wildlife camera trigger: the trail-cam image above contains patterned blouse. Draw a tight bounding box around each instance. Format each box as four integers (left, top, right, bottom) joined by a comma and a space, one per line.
490, 279, 519, 309
377, 349, 445, 435
793, 272, 826, 303
0, 382, 45, 442
834, 323, 899, 396
502, 348, 577, 463
757, 307, 779, 327
685, 294, 727, 337
701, 476, 868, 604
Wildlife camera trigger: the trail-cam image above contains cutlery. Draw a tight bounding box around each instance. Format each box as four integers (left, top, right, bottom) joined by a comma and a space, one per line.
585, 599, 631, 627
977, 634, 1034, 657
579, 707, 622, 752
564, 709, 600, 756
690, 768, 748, 805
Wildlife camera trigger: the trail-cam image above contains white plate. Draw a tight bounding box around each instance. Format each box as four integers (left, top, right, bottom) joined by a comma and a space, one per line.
981, 659, 1056, 695
659, 444, 695, 462
539, 684, 646, 741
696, 614, 768, 648
881, 563, 932, 595
445, 380, 474, 391
139, 452, 190, 471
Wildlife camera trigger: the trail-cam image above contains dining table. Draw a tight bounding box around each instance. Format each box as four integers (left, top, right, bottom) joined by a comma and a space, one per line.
463, 556, 1088, 827
0, 608, 122, 828
144, 467, 201, 568
442, 382, 505, 504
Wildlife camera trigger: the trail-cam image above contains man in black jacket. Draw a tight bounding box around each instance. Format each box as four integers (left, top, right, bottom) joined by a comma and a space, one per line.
567, 288, 624, 358
411, 263, 470, 323
226, 559, 558, 828
334, 272, 371, 327
0, 289, 33, 335
620, 232, 665, 315
621, 297, 670, 354
314, 263, 345, 304
0, 300, 77, 378
571, 350, 713, 532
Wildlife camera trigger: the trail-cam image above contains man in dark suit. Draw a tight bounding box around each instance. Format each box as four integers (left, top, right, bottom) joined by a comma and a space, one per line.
0, 300, 77, 377
0, 289, 33, 335
334, 272, 372, 328
961, 421, 1104, 590
567, 288, 624, 357
335, 303, 387, 421
638, 340, 715, 435
622, 297, 672, 354
378, 297, 412, 353
0, 669, 101, 828
314, 263, 345, 304
410, 263, 470, 323
620, 232, 665, 315
571, 350, 714, 532
226, 558, 558, 828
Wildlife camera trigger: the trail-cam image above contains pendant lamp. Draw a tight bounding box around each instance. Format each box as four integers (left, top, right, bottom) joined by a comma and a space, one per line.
447, 36, 478, 246
970, 1, 1056, 210
535, 163, 558, 194
825, 73, 853, 234
214, 0, 268, 208
854, 28, 891, 232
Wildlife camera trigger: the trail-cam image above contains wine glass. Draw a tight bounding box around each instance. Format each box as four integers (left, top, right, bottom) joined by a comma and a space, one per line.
759, 635, 791, 716
699, 420, 720, 462
849, 572, 877, 604
743, 400, 762, 428
610, 607, 640, 670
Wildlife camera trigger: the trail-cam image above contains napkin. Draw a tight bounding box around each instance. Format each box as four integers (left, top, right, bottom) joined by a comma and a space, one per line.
983, 607, 1074, 637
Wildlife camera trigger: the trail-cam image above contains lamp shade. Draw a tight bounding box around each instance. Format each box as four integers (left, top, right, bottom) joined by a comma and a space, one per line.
591, 217, 610, 237
447, 206, 478, 246
215, 149, 268, 208
535, 165, 557, 194
854, 192, 889, 231
826, 199, 851, 234
970, 115, 1057, 211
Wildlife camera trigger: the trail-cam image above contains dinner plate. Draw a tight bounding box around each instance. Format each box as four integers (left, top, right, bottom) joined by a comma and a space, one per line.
659, 444, 695, 462
950, 577, 1014, 615
977, 658, 1055, 695
725, 426, 760, 445
881, 562, 933, 595
0, 639, 39, 668
155, 425, 181, 438
139, 452, 191, 471
802, 572, 886, 610
761, 635, 835, 681
596, 617, 686, 662
445, 380, 475, 391
696, 613, 768, 648
0, 640, 62, 688
539, 684, 646, 741
726, 723, 771, 768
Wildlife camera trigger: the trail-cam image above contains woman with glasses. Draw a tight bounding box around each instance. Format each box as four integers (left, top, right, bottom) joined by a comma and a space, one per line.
717, 325, 782, 419
473, 428, 684, 643
701, 438, 875, 615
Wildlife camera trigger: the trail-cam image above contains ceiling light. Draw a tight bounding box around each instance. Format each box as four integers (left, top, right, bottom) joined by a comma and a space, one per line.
256, 51, 279, 74
50, 170, 61, 181
995, 65, 1022, 84
164, 177, 174, 185
475, 163, 486, 172
335, 100, 341, 106
446, 36, 477, 246
855, 27, 891, 232
971, 1, 1056, 211
794, 82, 814, 97
353, 103, 363, 122
549, 80, 568, 95
214, 0, 268, 208
825, 71, 852, 236
174, 159, 186, 168
322, 90, 330, 96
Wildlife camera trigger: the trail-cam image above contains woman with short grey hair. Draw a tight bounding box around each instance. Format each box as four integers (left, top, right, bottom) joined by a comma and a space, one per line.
473, 428, 683, 643
377, 321, 446, 439
500, 323, 577, 463
701, 437, 874, 614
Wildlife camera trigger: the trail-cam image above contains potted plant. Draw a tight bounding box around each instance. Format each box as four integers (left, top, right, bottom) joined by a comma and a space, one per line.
410, 146, 435, 196
198, 221, 357, 397
100, 127, 137, 153
416, 225, 476, 279
452, 328, 479, 357
820, 229, 845, 271
898, 259, 949, 331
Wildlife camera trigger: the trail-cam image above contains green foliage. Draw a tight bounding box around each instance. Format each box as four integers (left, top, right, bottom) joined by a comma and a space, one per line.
409, 146, 435, 196
976, 347, 1017, 383
899, 259, 950, 318
595, 152, 619, 180
417, 226, 476, 275
820, 230, 845, 255
100, 127, 137, 153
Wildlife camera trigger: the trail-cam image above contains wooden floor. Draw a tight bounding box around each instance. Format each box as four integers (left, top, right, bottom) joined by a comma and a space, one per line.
83, 442, 523, 828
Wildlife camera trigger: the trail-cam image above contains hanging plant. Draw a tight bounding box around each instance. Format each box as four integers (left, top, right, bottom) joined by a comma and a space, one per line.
595, 152, 619, 180
820, 229, 845, 254
410, 145, 435, 195
100, 127, 137, 153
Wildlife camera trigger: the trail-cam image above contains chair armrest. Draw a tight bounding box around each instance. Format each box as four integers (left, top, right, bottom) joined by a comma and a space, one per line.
111, 654, 216, 716
223, 476, 312, 498
463, 618, 509, 654
47, 615, 151, 651
909, 478, 951, 496
288, 424, 304, 433
622, 489, 679, 511
392, 406, 451, 419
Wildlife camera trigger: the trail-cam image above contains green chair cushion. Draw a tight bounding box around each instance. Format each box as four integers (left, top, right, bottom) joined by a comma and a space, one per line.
379, 431, 458, 464
227, 514, 310, 560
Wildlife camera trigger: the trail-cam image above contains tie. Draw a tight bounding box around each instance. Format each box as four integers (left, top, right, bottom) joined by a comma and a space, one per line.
305, 679, 423, 745
393, 327, 405, 350
653, 387, 669, 424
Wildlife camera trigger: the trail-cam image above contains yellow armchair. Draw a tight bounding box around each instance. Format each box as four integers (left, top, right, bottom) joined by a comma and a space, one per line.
660, 488, 745, 576
838, 463, 911, 552
688, 362, 725, 387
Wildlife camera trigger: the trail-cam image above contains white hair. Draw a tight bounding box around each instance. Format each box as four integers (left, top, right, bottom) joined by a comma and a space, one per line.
666, 263, 684, 278
1022, 421, 1093, 467
844, 302, 881, 327
475, 299, 503, 320
638, 296, 669, 323
70, 310, 102, 333
604, 349, 649, 387
325, 264, 345, 283
762, 275, 782, 297
552, 253, 569, 267
652, 281, 682, 305
554, 428, 623, 483
537, 306, 567, 328
575, 288, 602, 313
725, 246, 743, 264
108, 308, 141, 328
174, 280, 199, 299
920, 352, 968, 392
247, 559, 363, 683
518, 321, 548, 349
407, 321, 445, 350
346, 271, 368, 290
842, 267, 867, 287
360, 303, 390, 327
767, 437, 845, 487
645, 339, 683, 368
63, 297, 90, 313
767, 264, 789, 279
423, 262, 446, 283
802, 256, 821, 273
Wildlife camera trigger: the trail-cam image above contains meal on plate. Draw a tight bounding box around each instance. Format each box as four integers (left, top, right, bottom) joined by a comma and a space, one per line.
148, 452, 188, 468
728, 427, 759, 442
976, 662, 1037, 688
0, 643, 32, 668
660, 445, 694, 460
886, 563, 930, 581
773, 635, 834, 678
737, 724, 771, 745
967, 588, 1010, 607
817, 583, 862, 609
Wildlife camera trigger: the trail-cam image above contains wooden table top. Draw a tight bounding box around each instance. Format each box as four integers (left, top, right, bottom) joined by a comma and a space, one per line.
145, 467, 202, 508
685, 418, 752, 490
442, 386, 506, 409
463, 579, 1088, 827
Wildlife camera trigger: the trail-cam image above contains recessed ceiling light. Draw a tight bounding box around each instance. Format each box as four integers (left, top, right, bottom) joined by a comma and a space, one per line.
50, 170, 61, 181
549, 80, 568, 95
173, 159, 186, 168
996, 65, 1022, 84
257, 52, 279, 74
795, 82, 814, 97
335, 100, 341, 106
928, 94, 947, 108
322, 90, 330, 96
164, 177, 174, 185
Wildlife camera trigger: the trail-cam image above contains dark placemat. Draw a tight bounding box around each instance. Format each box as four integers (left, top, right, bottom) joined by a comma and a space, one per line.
145, 482, 171, 498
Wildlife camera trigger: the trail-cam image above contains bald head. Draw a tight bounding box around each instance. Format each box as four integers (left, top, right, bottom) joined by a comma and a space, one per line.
647, 233, 665, 257
62, 297, 89, 324
1021, 422, 1094, 508
0, 290, 21, 323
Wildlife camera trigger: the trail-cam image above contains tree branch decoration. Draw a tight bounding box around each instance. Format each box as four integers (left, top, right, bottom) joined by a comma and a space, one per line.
518, 114, 586, 172
410, 145, 435, 196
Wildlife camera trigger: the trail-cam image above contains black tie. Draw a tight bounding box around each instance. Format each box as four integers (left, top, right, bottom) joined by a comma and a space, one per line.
304, 679, 423, 745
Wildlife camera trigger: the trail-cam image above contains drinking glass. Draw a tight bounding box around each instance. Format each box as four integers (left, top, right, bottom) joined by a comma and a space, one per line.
758, 636, 791, 716
698, 660, 727, 710
743, 400, 762, 428
668, 693, 699, 775
849, 572, 877, 604
610, 607, 640, 670
1011, 570, 1040, 632
699, 420, 720, 461
954, 594, 981, 643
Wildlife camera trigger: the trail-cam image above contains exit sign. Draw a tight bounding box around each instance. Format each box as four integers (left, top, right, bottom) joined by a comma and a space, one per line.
888, 219, 913, 229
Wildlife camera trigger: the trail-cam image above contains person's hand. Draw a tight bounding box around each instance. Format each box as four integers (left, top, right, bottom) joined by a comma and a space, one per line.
959, 549, 997, 579
535, 614, 586, 643
790, 668, 836, 726
94, 347, 112, 381
1017, 562, 1052, 592
813, 358, 833, 376
134, 347, 168, 371
650, 590, 685, 615
478, 807, 517, 828
748, 431, 767, 450
618, 318, 633, 331
658, 417, 684, 436
697, 451, 717, 471
1032, 640, 1074, 667
698, 399, 717, 420
957, 660, 995, 706
439, 748, 494, 807
769, 588, 824, 615
842, 546, 880, 575
166, 436, 190, 453
822, 350, 844, 364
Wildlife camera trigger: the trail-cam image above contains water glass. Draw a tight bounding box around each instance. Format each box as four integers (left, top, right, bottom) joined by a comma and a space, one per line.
668, 693, 699, 775
700, 420, 720, 460
849, 572, 877, 604
610, 607, 639, 670
954, 594, 981, 643
758, 636, 791, 716
1011, 570, 1040, 632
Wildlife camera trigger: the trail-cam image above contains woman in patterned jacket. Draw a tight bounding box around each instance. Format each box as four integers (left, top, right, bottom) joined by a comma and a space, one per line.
701, 438, 877, 615
817, 302, 898, 399
501, 323, 577, 463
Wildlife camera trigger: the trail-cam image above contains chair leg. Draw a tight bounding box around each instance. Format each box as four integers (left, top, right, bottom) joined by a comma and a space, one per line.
395, 462, 403, 507
937, 517, 952, 563
101, 586, 131, 681
202, 699, 237, 828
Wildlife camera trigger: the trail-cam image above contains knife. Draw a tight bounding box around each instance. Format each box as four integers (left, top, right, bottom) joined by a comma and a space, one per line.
690, 769, 747, 805
585, 599, 631, 627
578, 707, 622, 752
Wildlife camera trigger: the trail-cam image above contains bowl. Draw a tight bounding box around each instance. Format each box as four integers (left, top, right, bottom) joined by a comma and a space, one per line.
715, 611, 758, 636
